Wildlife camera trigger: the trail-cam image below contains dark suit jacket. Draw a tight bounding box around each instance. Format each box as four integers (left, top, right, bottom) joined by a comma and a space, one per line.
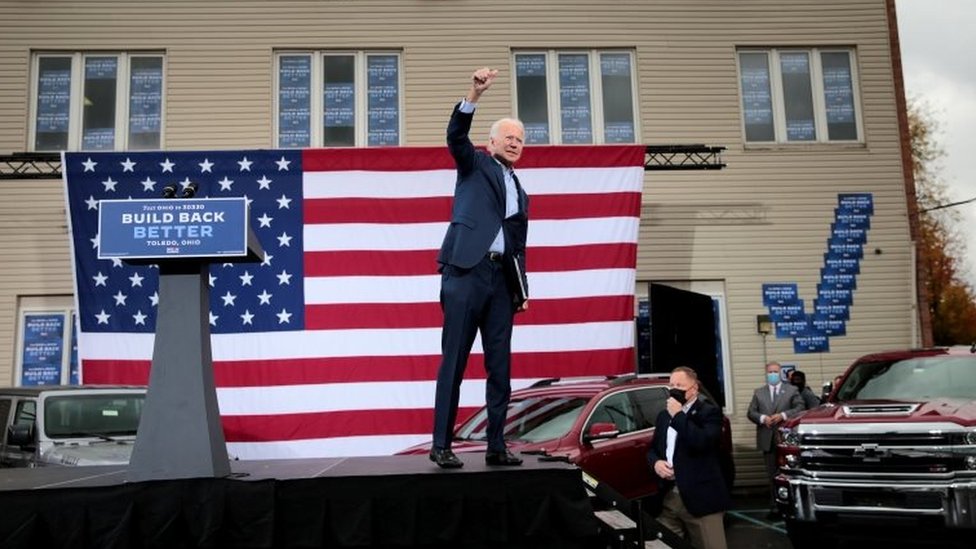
646, 398, 731, 518
746, 383, 804, 452
437, 104, 529, 278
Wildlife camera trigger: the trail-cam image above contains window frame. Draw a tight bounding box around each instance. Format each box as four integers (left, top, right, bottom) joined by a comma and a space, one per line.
28, 52, 166, 152
273, 50, 404, 148
511, 49, 640, 145
736, 47, 864, 145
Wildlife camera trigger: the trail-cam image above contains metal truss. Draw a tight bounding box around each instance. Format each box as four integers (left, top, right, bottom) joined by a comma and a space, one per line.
0, 153, 62, 180
1, 145, 727, 180
645, 144, 726, 170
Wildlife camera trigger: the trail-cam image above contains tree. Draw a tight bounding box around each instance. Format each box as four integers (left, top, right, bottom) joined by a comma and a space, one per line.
908, 99, 976, 345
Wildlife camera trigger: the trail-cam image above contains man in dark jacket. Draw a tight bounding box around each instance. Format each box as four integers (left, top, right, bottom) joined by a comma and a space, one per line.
429, 67, 529, 469
647, 366, 730, 549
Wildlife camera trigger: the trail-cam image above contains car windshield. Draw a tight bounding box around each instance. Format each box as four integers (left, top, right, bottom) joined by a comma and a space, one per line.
455, 396, 589, 443
44, 394, 145, 439
836, 356, 976, 401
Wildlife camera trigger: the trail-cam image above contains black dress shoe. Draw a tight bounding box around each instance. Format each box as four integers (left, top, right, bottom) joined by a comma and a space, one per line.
429, 447, 463, 469
485, 449, 523, 466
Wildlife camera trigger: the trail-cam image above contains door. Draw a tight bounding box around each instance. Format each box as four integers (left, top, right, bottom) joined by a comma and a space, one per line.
648, 283, 724, 407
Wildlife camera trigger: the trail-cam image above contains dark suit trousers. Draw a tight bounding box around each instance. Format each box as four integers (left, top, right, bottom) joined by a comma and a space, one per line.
433, 257, 515, 452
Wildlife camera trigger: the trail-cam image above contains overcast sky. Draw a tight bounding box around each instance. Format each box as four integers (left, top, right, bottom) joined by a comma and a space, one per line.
896, 0, 976, 287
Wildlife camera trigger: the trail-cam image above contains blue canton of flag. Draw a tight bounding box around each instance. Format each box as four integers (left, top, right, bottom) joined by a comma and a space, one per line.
64, 150, 305, 334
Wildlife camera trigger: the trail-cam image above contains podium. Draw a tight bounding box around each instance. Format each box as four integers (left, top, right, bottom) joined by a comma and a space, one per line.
98, 197, 262, 482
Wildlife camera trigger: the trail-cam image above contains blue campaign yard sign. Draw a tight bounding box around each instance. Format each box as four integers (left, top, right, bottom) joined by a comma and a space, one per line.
98, 198, 248, 260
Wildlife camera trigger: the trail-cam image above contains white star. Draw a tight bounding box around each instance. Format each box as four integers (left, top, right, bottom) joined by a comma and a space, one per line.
256, 175, 272, 190
221, 291, 237, 307
276, 194, 292, 209
95, 310, 111, 324
276, 309, 292, 324
238, 157, 253, 171
92, 272, 108, 287
85, 195, 99, 210
217, 176, 234, 191
209, 273, 217, 287
209, 311, 219, 326
222, 263, 234, 268
141, 177, 157, 192
129, 272, 145, 287
120, 158, 136, 172
277, 232, 293, 247
241, 310, 255, 325
112, 291, 127, 306
133, 310, 148, 325
111, 258, 124, 268
198, 158, 214, 173
276, 270, 292, 285
179, 177, 194, 192
243, 195, 254, 208
261, 252, 273, 267
275, 156, 291, 171
82, 158, 98, 172
90, 234, 99, 249
150, 291, 159, 307
102, 177, 118, 192
239, 271, 254, 286
160, 158, 175, 173
257, 213, 273, 227
257, 290, 272, 305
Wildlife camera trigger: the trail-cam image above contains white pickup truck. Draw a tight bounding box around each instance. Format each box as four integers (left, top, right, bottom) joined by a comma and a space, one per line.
0, 385, 145, 467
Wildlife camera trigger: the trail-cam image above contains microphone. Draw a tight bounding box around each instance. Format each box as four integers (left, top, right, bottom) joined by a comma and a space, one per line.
161, 184, 177, 198
181, 182, 198, 198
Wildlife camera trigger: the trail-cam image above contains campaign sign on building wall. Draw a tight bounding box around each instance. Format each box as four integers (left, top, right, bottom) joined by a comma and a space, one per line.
21, 313, 65, 386
761, 193, 874, 353
98, 198, 248, 260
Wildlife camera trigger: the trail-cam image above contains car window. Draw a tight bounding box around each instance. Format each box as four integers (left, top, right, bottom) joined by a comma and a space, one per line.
838, 356, 976, 401
456, 396, 589, 443
0, 399, 11, 428
630, 387, 669, 430
45, 394, 145, 438
586, 392, 637, 434
14, 400, 36, 426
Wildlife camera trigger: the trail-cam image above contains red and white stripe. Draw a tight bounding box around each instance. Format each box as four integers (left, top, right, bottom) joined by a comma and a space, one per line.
81, 145, 645, 459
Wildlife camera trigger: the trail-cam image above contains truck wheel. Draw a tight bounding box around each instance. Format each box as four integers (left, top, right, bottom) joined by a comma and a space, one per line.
785, 519, 833, 549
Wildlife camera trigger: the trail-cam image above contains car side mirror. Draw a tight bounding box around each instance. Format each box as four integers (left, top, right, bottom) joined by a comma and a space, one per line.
583, 422, 619, 444
7, 423, 34, 447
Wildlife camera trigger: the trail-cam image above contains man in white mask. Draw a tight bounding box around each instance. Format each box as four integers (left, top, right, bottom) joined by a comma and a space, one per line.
747, 361, 804, 519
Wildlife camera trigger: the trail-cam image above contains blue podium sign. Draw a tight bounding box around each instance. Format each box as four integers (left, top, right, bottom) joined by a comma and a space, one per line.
98, 198, 249, 260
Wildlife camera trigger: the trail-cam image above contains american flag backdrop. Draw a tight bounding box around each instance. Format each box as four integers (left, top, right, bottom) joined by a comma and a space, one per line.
63, 145, 645, 459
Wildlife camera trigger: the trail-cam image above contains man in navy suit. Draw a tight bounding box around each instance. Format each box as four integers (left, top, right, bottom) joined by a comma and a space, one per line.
430, 68, 529, 469
647, 367, 730, 549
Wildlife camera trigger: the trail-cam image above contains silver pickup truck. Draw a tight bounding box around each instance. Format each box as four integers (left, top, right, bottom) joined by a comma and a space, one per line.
0, 385, 145, 467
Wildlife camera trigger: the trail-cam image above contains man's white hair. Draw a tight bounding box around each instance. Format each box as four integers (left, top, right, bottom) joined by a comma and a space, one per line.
489, 117, 525, 140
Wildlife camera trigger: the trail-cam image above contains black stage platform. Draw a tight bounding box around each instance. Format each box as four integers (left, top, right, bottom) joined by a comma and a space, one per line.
0, 454, 601, 549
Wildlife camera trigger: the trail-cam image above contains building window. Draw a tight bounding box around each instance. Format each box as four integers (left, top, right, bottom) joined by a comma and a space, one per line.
31, 53, 164, 151
738, 48, 861, 144
275, 51, 401, 148
513, 50, 637, 145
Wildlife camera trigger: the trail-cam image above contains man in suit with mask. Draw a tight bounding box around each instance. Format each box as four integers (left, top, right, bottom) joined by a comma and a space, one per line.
429, 67, 530, 469
647, 366, 730, 549
747, 361, 804, 518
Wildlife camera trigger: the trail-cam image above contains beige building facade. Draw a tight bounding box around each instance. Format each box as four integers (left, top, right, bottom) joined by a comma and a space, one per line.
0, 0, 924, 485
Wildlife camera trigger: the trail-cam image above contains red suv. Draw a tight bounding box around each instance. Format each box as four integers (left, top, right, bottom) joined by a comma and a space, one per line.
399, 374, 734, 500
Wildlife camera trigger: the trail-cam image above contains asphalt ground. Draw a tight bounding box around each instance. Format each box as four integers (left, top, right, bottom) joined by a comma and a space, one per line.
646, 489, 968, 549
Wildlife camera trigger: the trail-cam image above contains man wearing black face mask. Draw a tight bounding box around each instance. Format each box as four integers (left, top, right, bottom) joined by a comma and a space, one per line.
790, 370, 821, 410
647, 367, 730, 549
